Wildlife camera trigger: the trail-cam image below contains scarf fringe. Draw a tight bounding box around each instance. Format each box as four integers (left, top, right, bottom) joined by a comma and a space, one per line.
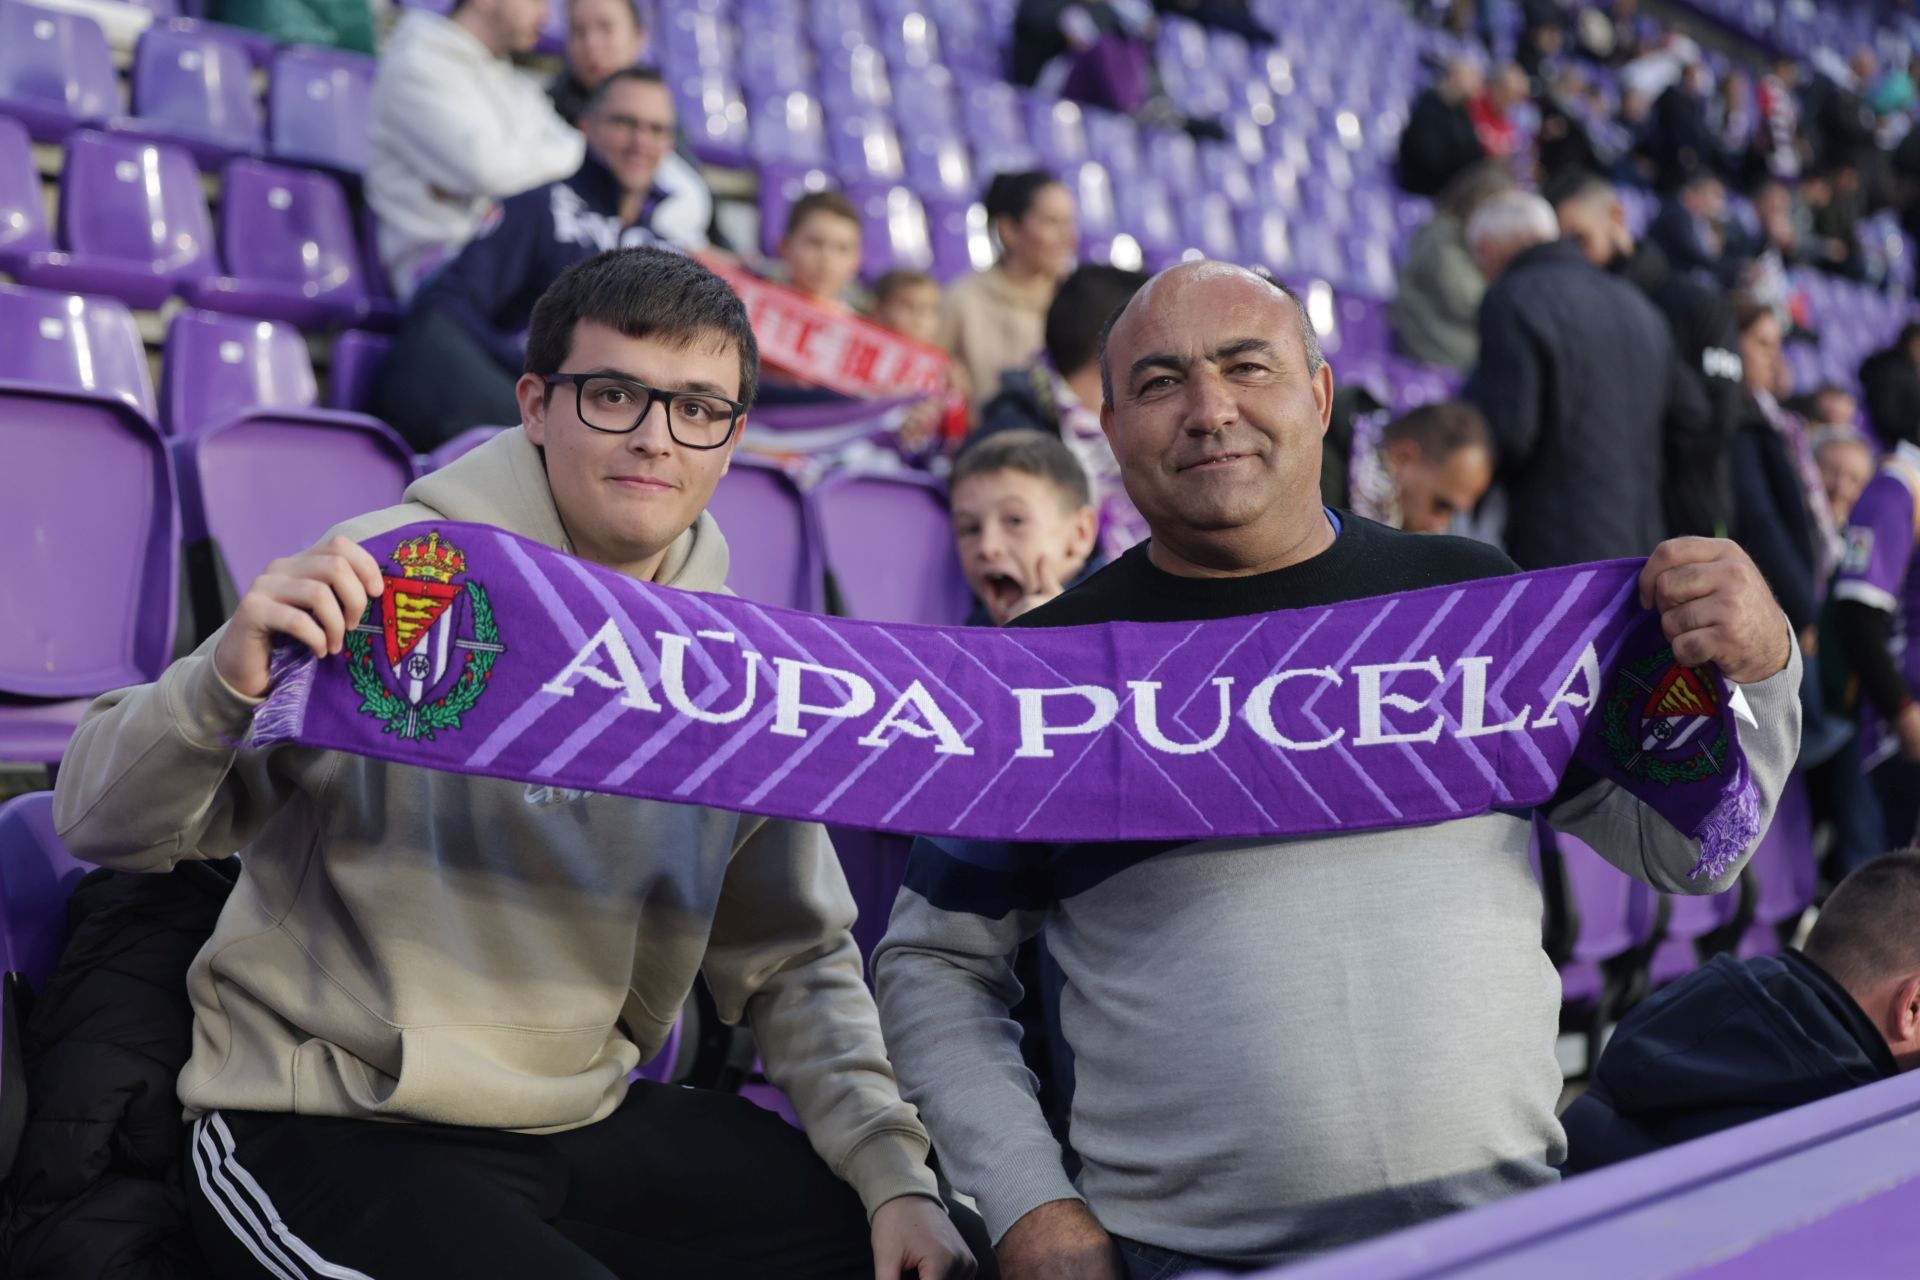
247, 643, 319, 749
1689, 761, 1761, 882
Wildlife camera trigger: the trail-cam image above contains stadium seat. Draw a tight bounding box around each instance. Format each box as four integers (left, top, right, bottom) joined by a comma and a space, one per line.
902, 128, 975, 203
1543, 826, 1656, 1017
0, 280, 156, 420
419, 425, 502, 474
0, 116, 52, 268
1143, 128, 1199, 191
0, 793, 93, 990
183, 158, 368, 331
1737, 772, 1817, 959
925, 196, 986, 282
853, 183, 932, 278
1114, 175, 1180, 271
1024, 94, 1088, 169
1197, 142, 1254, 208
325, 328, 392, 413
0, 288, 177, 762
756, 162, 831, 258
110, 22, 263, 169
1647, 884, 1742, 989
748, 90, 829, 170
671, 67, 750, 169
268, 45, 375, 176
172, 410, 415, 633
829, 107, 905, 187
1181, 191, 1242, 263
959, 80, 1039, 175
11, 130, 217, 312
1083, 107, 1140, 178
159, 307, 327, 436
808, 471, 970, 624
705, 456, 824, 613
1237, 206, 1296, 276
0, 2, 119, 142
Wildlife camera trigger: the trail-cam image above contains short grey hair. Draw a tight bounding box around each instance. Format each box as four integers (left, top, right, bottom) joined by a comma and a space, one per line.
1097, 271, 1324, 407
1465, 191, 1559, 254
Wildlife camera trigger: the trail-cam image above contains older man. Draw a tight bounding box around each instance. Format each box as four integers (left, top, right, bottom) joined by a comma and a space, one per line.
874, 261, 1802, 1280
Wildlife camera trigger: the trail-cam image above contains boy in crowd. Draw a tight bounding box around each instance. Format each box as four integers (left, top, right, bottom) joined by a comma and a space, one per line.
780, 191, 866, 311
871, 269, 944, 346
53, 248, 975, 1280
949, 429, 1100, 627
1563, 850, 1920, 1172
1348, 401, 1497, 534
1815, 426, 1878, 524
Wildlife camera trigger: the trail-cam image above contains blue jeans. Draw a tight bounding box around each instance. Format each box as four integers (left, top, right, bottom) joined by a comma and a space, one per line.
1114, 1235, 1244, 1280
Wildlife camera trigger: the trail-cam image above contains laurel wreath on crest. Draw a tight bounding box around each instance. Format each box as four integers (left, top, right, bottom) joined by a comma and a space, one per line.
1596, 650, 1727, 787
344, 582, 500, 741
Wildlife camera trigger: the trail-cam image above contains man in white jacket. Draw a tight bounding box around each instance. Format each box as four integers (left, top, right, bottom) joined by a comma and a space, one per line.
369, 0, 587, 299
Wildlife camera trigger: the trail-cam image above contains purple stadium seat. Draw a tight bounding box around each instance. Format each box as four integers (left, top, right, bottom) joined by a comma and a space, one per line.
819, 42, 893, 114
0, 281, 156, 420
739, 28, 815, 99
1066, 160, 1120, 261
756, 162, 826, 257
1237, 207, 1296, 275
1083, 107, 1139, 177
749, 90, 829, 169
160, 307, 327, 436
110, 22, 263, 169
1024, 94, 1089, 169
829, 108, 905, 187
1547, 827, 1657, 1011
672, 68, 751, 169
1181, 191, 1241, 262
706, 456, 824, 613
183, 159, 368, 330
325, 328, 392, 413
960, 80, 1039, 175
828, 823, 912, 961
0, 794, 93, 988
1738, 772, 1816, 958
0, 2, 118, 142
1115, 175, 1180, 270
269, 45, 374, 176
1648, 883, 1742, 988
925, 196, 985, 282
0, 289, 177, 761
173, 411, 415, 606
420, 425, 502, 474
1142, 128, 1199, 190
853, 183, 932, 277
0, 115, 51, 268
12, 131, 216, 312
1198, 141, 1254, 208
808, 471, 970, 624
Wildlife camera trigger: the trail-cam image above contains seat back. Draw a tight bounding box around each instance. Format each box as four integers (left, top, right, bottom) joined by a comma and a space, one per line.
1741, 771, 1817, 952
0, 794, 92, 990
324, 328, 392, 413
218, 159, 365, 306
706, 457, 824, 613
161, 308, 320, 436
0, 349, 178, 697
855, 184, 932, 278
0, 281, 155, 420
268, 45, 374, 174
0, 3, 118, 137
0, 116, 51, 264
809, 472, 969, 624
176, 415, 414, 602
128, 22, 263, 153
58, 130, 217, 283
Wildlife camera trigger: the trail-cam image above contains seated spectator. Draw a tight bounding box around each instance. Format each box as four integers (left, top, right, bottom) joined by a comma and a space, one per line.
1805, 163, 1868, 279
216, 0, 372, 53
1756, 56, 1804, 181
1468, 64, 1530, 161
1348, 401, 1496, 534
777, 191, 865, 311
940, 172, 1080, 410
870, 270, 943, 345
1813, 426, 1877, 523
1858, 325, 1920, 447
373, 70, 683, 449
1562, 849, 1920, 1173
1648, 172, 1730, 284
1648, 59, 1716, 189
368, 0, 587, 300
1391, 162, 1514, 370
1010, 0, 1156, 114
977, 263, 1148, 560
1398, 58, 1489, 197
1798, 384, 1864, 432
950, 430, 1100, 627
549, 0, 716, 251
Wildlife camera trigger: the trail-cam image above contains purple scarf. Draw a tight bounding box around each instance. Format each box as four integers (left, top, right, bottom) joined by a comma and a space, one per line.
250, 522, 1761, 878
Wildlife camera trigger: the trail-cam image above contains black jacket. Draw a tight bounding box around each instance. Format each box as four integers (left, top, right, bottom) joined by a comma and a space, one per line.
1621, 241, 1744, 538
1, 860, 237, 1279
1729, 401, 1819, 632
1468, 238, 1673, 568
1397, 88, 1486, 197
1562, 952, 1896, 1173
1859, 345, 1920, 447
976, 365, 1058, 438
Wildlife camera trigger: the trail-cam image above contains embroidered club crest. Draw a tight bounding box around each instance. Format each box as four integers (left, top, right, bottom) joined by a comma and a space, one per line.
343, 531, 504, 740
1599, 649, 1728, 786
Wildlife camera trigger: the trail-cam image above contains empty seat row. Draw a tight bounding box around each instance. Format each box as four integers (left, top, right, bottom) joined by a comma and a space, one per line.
0, 2, 372, 175
0, 121, 391, 329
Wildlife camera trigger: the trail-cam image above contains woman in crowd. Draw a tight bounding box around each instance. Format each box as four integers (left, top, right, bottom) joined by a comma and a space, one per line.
938, 171, 1081, 410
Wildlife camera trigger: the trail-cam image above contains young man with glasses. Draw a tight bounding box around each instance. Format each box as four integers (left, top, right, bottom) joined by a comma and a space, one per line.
54, 248, 980, 1280
375, 68, 704, 451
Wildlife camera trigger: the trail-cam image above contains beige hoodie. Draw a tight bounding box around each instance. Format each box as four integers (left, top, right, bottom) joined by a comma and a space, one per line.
52, 429, 939, 1215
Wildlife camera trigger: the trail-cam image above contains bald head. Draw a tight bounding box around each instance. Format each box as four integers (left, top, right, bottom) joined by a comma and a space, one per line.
1098, 262, 1322, 407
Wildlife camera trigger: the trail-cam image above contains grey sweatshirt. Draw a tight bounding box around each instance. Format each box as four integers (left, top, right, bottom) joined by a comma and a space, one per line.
872, 527, 1802, 1267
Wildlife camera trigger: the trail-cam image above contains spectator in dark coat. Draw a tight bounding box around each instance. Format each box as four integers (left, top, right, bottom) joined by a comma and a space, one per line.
1397, 59, 1489, 197
1858, 324, 1920, 447
1648, 60, 1717, 189
1562, 850, 1920, 1173
1552, 169, 1746, 540
1648, 171, 1730, 284
1467, 191, 1674, 568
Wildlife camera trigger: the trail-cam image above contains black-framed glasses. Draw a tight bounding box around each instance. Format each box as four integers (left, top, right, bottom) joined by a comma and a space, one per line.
545, 373, 743, 450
